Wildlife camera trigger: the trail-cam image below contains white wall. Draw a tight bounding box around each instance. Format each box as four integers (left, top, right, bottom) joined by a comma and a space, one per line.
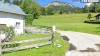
0, 12, 25, 35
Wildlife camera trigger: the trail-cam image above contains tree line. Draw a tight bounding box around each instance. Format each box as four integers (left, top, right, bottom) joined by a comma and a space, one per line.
83, 3, 100, 13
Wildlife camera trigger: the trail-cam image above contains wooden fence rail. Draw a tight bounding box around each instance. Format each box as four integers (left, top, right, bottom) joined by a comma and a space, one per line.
2, 41, 52, 52
0, 37, 52, 54
25, 28, 51, 34
2, 37, 51, 45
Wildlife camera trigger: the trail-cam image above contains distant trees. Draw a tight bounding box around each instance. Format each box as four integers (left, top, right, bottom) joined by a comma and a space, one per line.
41, 7, 46, 15
41, 7, 55, 15
47, 8, 54, 15
13, 0, 22, 5
83, 3, 100, 13
4, 0, 10, 3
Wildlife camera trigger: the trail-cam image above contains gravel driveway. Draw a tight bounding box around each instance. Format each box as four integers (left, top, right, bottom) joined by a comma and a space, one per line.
58, 30, 100, 56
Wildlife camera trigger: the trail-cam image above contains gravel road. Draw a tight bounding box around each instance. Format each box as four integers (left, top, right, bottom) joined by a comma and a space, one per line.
58, 30, 100, 56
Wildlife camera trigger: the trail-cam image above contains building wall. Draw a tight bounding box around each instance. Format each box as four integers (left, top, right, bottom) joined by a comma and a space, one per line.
0, 12, 25, 35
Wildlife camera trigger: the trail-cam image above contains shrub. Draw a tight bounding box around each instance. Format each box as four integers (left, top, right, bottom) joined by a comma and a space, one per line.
25, 14, 34, 25
33, 12, 40, 19
87, 13, 92, 20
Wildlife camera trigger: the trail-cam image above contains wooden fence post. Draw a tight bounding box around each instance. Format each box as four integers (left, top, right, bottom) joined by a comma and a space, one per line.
0, 38, 2, 55
51, 25, 56, 43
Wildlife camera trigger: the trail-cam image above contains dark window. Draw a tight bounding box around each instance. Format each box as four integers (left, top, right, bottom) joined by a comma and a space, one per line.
16, 22, 20, 28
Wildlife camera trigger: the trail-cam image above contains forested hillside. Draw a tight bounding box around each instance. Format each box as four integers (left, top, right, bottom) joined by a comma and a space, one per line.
44, 1, 82, 13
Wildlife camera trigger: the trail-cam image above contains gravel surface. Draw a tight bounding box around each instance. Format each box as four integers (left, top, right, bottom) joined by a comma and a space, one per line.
58, 30, 100, 56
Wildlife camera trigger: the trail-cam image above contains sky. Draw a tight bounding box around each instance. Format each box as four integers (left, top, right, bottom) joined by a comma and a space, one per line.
9, 0, 87, 8
37, 0, 86, 8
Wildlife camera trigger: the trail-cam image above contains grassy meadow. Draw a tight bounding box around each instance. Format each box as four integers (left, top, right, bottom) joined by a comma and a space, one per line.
32, 13, 100, 35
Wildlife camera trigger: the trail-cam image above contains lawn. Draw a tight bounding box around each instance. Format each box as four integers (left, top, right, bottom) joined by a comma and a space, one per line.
12, 33, 51, 41
32, 13, 100, 35
32, 13, 97, 26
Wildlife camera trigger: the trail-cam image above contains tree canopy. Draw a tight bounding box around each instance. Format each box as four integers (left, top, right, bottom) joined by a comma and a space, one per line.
83, 3, 100, 13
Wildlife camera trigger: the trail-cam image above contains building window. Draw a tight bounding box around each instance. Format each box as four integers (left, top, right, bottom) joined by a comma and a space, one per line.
16, 22, 20, 29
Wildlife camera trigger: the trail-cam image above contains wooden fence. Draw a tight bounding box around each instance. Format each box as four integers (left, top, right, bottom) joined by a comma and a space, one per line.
25, 25, 52, 34
25, 28, 51, 34
0, 37, 52, 54
0, 25, 56, 54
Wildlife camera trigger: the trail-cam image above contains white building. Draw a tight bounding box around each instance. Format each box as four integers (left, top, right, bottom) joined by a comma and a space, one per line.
0, 1, 26, 35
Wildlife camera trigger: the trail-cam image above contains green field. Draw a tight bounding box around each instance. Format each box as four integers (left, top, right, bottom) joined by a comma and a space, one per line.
32, 13, 100, 35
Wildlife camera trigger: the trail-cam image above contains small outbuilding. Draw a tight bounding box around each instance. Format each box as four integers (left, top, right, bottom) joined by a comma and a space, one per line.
0, 1, 26, 35
95, 14, 100, 20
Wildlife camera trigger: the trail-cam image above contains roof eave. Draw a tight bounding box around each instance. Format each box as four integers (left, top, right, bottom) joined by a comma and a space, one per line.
0, 11, 26, 16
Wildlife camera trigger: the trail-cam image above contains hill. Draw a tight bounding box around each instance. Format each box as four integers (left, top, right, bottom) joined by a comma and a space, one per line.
44, 1, 82, 13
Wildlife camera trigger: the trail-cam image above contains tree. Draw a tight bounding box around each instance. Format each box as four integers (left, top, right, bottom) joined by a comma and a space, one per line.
34, 12, 40, 19
59, 11, 63, 14
47, 8, 54, 15
93, 3, 100, 12
20, 0, 31, 14
19, 0, 41, 25
13, 0, 22, 5
83, 5, 89, 13
87, 13, 92, 20
4, 0, 10, 3
41, 7, 46, 15
89, 3, 100, 13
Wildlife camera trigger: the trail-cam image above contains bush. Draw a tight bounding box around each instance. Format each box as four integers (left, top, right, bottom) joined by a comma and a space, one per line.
87, 13, 92, 20
0, 26, 15, 42
60, 11, 63, 14
25, 14, 34, 25
33, 12, 40, 19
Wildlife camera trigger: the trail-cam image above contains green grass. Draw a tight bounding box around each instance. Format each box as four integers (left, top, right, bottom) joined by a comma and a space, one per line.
32, 13, 97, 26
12, 33, 50, 41
56, 23, 100, 35
3, 33, 69, 56
32, 13, 100, 35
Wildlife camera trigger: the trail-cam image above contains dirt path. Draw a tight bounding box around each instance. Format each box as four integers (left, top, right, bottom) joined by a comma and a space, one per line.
57, 30, 100, 56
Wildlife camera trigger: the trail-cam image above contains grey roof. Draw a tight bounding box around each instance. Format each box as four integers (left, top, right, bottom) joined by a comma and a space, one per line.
0, 1, 26, 16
